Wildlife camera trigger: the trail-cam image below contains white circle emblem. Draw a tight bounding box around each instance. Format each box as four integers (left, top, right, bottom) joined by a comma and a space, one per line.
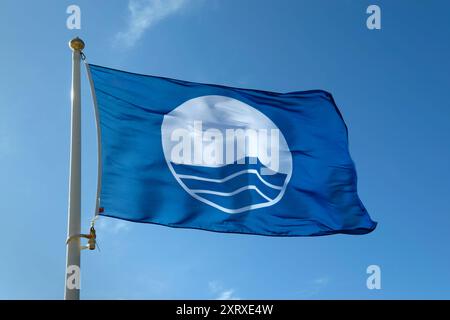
161, 95, 292, 214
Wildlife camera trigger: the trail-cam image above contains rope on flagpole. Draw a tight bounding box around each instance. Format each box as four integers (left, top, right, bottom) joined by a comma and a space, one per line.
64, 49, 102, 253
83, 55, 104, 246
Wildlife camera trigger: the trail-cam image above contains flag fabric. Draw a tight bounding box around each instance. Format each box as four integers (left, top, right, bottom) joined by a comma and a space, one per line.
87, 64, 376, 236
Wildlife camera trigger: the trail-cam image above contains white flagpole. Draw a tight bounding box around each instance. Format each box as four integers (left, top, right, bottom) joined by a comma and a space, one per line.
65, 37, 85, 300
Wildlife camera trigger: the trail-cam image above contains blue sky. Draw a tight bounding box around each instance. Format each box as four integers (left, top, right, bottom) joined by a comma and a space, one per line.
1, 0, 450, 299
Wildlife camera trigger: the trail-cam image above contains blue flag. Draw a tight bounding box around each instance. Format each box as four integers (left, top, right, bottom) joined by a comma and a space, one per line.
87, 64, 376, 236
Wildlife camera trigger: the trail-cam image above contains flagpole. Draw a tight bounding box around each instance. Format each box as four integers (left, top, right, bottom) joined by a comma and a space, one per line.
65, 37, 85, 300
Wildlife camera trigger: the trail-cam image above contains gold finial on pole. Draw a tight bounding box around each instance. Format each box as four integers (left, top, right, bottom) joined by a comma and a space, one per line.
69, 37, 85, 51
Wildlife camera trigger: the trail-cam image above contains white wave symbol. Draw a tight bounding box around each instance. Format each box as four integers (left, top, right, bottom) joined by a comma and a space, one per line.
177, 169, 284, 191
174, 166, 288, 214
190, 185, 273, 202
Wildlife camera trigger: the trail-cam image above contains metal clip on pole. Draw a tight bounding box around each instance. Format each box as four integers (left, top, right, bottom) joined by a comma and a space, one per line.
66, 226, 97, 251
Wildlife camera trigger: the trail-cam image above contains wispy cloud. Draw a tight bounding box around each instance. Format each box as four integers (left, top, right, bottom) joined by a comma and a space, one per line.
116, 0, 190, 47
298, 276, 330, 298
208, 281, 240, 300
96, 217, 131, 234
217, 289, 239, 300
